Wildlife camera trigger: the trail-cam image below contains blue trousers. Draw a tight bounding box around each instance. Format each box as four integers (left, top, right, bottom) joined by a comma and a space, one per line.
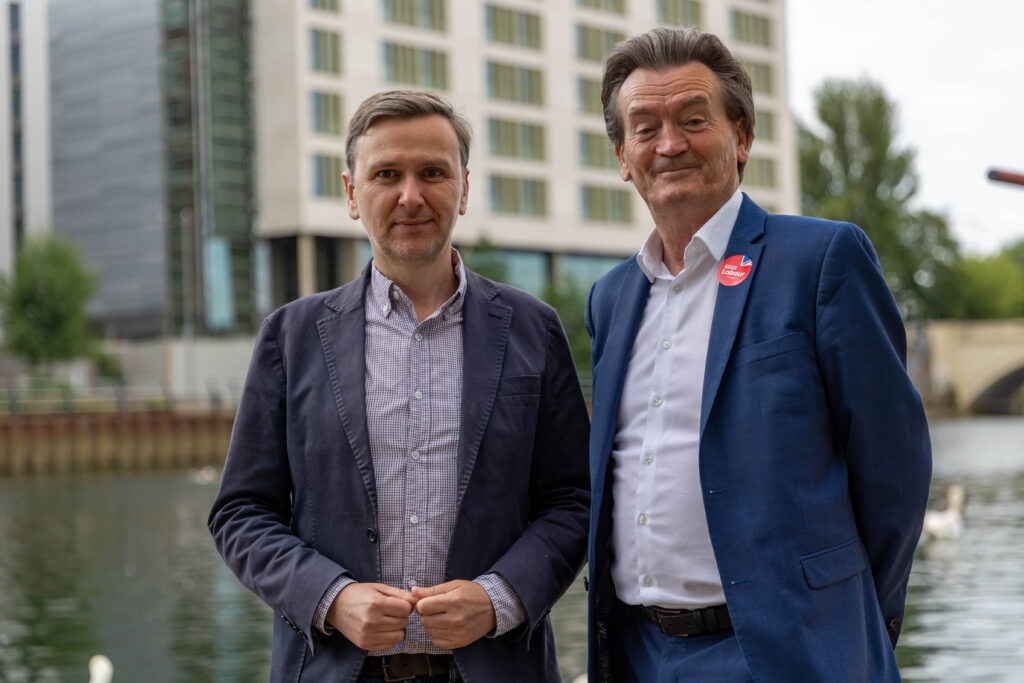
611, 600, 754, 682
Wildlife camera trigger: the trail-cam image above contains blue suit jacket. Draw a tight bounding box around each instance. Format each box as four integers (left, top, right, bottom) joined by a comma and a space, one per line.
210, 264, 590, 682
585, 196, 931, 682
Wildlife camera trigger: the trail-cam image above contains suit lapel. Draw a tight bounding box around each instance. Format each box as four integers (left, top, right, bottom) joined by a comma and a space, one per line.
317, 266, 377, 508
456, 272, 511, 509
592, 262, 652, 470
700, 196, 766, 435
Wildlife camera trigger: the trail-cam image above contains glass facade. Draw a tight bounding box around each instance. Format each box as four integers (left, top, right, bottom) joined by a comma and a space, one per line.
579, 130, 618, 169
741, 59, 773, 94
484, 5, 541, 48
577, 77, 603, 115
311, 91, 343, 135
731, 9, 772, 47
382, 0, 446, 31
313, 154, 345, 197
658, 0, 702, 27
488, 118, 546, 160
581, 184, 632, 223
487, 61, 544, 105
490, 174, 548, 216
383, 42, 448, 88
163, 0, 256, 335
577, 0, 626, 14
311, 28, 342, 74
576, 24, 624, 62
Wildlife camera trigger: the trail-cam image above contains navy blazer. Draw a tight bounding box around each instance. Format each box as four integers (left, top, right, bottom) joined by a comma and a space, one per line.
585, 196, 932, 682
210, 264, 590, 682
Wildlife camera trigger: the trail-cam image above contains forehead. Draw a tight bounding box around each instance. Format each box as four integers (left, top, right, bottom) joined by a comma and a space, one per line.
354, 114, 461, 167
618, 62, 725, 116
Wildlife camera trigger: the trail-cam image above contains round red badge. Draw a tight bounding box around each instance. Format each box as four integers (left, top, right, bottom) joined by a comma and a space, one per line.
718, 255, 753, 286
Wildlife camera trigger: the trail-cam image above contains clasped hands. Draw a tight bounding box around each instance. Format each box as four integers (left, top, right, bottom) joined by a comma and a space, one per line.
326, 580, 497, 652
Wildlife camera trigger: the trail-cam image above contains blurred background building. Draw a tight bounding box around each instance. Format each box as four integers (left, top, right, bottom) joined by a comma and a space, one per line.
3, 0, 798, 390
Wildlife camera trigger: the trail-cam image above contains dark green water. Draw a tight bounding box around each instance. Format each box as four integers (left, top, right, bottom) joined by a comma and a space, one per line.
0, 417, 1021, 682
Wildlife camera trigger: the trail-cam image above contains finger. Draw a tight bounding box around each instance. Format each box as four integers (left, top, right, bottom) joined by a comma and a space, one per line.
411, 581, 456, 600
373, 584, 418, 604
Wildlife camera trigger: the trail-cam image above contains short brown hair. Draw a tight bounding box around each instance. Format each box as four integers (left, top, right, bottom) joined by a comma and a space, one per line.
601, 27, 755, 176
345, 90, 472, 175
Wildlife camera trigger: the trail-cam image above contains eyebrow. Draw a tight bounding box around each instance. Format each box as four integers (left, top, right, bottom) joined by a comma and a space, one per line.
626, 94, 711, 118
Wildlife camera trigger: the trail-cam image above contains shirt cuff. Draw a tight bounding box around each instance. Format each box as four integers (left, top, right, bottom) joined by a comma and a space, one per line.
314, 575, 356, 635
473, 573, 526, 637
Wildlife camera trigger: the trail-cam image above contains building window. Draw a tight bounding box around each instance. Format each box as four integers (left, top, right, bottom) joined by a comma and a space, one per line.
578, 77, 603, 115
486, 61, 544, 105
485, 4, 541, 49
731, 10, 771, 47
490, 175, 548, 216
313, 154, 345, 197
562, 253, 623, 286
309, 0, 341, 11
383, 42, 448, 88
581, 185, 632, 223
311, 91, 343, 135
579, 131, 618, 169
488, 118, 546, 160
755, 109, 775, 141
577, 24, 625, 62
577, 0, 626, 14
658, 0, 701, 27
744, 156, 777, 188
741, 60, 773, 94
382, 0, 446, 31
310, 29, 342, 74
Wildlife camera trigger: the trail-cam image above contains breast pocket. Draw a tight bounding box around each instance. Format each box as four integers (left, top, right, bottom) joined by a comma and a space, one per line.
497, 374, 541, 398
729, 331, 809, 371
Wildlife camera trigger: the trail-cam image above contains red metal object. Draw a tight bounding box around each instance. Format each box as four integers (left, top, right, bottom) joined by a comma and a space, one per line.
987, 168, 1024, 187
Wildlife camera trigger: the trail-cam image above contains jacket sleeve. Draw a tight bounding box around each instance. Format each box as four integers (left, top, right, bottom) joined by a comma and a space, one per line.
488, 309, 591, 639
208, 317, 347, 654
814, 222, 932, 645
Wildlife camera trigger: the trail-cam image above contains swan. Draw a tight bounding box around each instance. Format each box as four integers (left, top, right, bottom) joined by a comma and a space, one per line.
921, 484, 966, 541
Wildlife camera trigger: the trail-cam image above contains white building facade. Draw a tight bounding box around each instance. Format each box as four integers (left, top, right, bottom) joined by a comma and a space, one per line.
251, 0, 799, 303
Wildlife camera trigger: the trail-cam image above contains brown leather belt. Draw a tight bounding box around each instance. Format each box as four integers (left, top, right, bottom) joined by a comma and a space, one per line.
361, 653, 453, 681
630, 603, 733, 637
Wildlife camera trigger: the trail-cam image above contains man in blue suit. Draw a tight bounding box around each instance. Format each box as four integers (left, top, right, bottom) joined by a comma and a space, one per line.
585, 28, 931, 681
210, 90, 589, 682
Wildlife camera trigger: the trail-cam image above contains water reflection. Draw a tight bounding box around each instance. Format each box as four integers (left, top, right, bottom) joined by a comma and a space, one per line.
0, 417, 1021, 681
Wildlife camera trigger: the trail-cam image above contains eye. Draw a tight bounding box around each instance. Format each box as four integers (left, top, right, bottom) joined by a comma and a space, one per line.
423, 168, 444, 178
375, 169, 397, 179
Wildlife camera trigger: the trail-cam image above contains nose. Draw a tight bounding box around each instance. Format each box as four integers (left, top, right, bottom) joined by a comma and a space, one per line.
397, 176, 425, 211
655, 125, 688, 157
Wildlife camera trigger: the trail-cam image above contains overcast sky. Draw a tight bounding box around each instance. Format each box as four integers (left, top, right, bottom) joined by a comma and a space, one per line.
785, 0, 1024, 255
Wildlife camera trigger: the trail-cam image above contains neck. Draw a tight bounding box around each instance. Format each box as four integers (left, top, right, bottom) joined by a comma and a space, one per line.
650, 188, 737, 276
375, 251, 459, 322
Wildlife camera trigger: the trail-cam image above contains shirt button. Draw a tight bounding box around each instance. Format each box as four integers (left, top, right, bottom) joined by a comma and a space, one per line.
643, 453, 654, 464
413, 390, 423, 400
672, 284, 682, 294
652, 396, 663, 407
383, 305, 391, 314
643, 575, 653, 587
414, 332, 423, 342
411, 450, 420, 460
409, 514, 419, 525
662, 340, 671, 350
391, 290, 400, 300
638, 513, 647, 526
408, 579, 417, 588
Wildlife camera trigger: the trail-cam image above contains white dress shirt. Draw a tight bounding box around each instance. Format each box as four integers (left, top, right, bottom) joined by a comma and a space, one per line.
611, 189, 742, 608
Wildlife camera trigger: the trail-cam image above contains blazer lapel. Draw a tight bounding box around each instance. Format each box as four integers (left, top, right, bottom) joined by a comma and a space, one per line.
317, 266, 377, 508
700, 195, 766, 435
592, 262, 651, 469
456, 272, 511, 509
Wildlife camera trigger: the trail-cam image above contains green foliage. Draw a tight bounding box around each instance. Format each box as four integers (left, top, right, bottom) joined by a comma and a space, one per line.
799, 79, 961, 319
460, 236, 509, 283
937, 253, 1024, 319
541, 276, 591, 377
0, 234, 98, 369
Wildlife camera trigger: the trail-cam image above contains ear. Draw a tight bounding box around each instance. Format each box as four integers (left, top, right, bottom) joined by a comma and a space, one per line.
734, 118, 751, 164
458, 168, 469, 215
343, 171, 360, 221
614, 144, 632, 182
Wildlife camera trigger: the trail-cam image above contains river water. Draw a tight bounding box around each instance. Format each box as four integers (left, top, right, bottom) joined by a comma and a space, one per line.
0, 416, 1022, 682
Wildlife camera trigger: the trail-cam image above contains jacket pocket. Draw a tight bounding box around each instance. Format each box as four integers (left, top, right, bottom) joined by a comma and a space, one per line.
800, 537, 868, 589
497, 374, 541, 397
730, 331, 808, 370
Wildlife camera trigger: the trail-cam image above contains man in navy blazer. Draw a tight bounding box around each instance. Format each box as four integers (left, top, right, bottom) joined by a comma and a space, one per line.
210, 91, 589, 682
585, 29, 931, 681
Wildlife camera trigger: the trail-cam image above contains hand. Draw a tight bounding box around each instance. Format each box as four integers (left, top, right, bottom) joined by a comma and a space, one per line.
327, 582, 417, 651
412, 580, 497, 649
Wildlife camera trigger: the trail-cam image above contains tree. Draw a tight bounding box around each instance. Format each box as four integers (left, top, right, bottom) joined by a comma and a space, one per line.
0, 234, 97, 372
541, 276, 591, 378
799, 79, 960, 318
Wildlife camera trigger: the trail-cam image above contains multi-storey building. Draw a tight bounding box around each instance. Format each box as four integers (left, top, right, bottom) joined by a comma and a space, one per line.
47, 0, 256, 338
253, 0, 798, 306
0, 0, 51, 279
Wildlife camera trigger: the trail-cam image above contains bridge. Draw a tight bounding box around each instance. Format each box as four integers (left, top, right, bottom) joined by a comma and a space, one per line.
909, 320, 1024, 414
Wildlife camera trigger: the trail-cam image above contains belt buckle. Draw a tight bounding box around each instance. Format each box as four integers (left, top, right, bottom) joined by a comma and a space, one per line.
381, 657, 411, 683
659, 610, 701, 637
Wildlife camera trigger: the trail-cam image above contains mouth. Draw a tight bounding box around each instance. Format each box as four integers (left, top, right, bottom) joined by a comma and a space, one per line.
392, 218, 435, 229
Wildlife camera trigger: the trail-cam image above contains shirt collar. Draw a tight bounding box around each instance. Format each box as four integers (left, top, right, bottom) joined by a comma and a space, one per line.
636, 189, 744, 282
369, 248, 467, 318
